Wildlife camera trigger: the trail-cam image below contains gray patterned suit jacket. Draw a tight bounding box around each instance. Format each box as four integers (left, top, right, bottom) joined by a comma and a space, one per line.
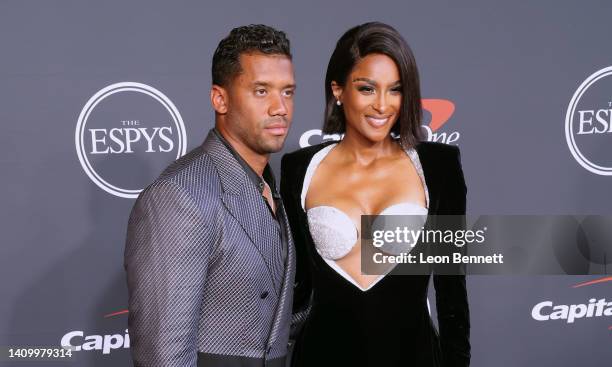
125, 130, 296, 367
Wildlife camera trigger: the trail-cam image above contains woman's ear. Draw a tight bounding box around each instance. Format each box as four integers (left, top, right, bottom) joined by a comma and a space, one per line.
210, 84, 228, 114
331, 81, 343, 104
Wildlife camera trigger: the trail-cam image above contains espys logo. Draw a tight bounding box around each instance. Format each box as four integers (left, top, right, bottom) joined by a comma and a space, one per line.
531, 277, 612, 331
75, 82, 187, 198
565, 66, 612, 176
299, 98, 460, 147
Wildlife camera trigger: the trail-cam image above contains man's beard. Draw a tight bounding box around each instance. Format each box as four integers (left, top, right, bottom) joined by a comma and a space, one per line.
254, 134, 285, 154
260, 116, 289, 152
228, 117, 288, 155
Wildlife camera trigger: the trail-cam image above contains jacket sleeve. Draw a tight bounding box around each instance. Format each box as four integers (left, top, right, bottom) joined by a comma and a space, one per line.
433, 146, 471, 367
124, 180, 212, 367
280, 153, 312, 340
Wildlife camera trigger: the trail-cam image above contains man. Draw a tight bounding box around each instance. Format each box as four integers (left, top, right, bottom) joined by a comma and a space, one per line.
125, 24, 301, 367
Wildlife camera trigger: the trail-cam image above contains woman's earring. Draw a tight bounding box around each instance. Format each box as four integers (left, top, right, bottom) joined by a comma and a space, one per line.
336, 100, 342, 106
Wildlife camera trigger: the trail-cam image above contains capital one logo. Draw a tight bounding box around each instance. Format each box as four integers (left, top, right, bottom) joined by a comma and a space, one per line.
61, 309, 131, 355
299, 98, 460, 147
565, 66, 612, 176
531, 277, 612, 332
75, 82, 187, 198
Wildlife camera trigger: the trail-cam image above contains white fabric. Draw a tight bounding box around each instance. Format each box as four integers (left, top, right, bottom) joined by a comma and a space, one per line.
301, 142, 430, 291
307, 205, 358, 260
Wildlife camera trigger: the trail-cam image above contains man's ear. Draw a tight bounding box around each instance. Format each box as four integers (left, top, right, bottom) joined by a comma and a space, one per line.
331, 81, 343, 104
210, 84, 229, 114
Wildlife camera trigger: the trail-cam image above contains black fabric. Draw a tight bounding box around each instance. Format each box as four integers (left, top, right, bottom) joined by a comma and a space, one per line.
280, 141, 470, 367
197, 352, 286, 367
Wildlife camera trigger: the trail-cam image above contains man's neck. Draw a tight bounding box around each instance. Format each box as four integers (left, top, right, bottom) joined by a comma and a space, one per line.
215, 125, 268, 176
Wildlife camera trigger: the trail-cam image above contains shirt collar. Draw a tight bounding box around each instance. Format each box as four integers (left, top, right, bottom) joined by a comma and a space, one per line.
213, 128, 278, 196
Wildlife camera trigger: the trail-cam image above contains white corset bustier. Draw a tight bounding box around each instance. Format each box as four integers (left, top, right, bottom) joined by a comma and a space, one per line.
301, 143, 430, 290
306, 202, 428, 259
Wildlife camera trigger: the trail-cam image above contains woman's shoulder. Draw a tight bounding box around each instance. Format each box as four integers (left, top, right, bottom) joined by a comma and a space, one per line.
416, 140, 460, 157
281, 141, 337, 167
415, 141, 465, 190
416, 141, 462, 168
280, 141, 337, 196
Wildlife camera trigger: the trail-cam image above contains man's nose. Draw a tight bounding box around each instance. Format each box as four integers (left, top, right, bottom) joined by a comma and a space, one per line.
268, 92, 288, 116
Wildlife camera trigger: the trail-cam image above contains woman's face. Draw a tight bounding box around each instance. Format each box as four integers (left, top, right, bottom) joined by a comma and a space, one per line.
333, 53, 402, 144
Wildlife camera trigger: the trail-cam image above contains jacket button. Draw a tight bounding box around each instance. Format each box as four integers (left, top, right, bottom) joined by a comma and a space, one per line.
260, 291, 269, 299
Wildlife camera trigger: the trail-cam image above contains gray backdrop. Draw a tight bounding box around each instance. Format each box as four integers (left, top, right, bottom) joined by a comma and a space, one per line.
1, 0, 611, 366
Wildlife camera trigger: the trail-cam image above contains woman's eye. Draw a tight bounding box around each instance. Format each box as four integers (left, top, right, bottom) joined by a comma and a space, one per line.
390, 86, 402, 94
358, 86, 374, 94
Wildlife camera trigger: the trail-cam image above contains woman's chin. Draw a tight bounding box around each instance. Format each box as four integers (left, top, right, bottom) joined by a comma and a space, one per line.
361, 128, 392, 144
346, 124, 393, 144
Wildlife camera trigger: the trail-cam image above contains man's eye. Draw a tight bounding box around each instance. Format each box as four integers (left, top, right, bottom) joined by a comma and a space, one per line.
283, 89, 295, 97
255, 89, 267, 96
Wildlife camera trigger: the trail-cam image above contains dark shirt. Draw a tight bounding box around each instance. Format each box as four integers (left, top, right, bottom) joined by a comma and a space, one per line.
213, 128, 288, 261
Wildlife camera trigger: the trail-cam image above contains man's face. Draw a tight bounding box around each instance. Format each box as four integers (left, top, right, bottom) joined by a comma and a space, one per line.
224, 52, 295, 154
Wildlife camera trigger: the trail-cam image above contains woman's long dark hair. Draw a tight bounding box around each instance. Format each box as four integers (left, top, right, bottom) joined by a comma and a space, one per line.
323, 22, 423, 148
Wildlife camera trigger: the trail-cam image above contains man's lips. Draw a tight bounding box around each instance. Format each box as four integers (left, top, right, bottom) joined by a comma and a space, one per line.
264, 123, 288, 136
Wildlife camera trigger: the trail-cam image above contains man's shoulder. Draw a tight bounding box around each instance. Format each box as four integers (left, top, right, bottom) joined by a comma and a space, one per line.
143, 145, 221, 202
158, 145, 212, 179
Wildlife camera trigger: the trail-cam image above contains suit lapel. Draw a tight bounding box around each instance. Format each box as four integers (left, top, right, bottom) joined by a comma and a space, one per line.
206, 130, 295, 346
202, 131, 279, 289
266, 201, 295, 347
221, 191, 277, 283
417, 143, 441, 215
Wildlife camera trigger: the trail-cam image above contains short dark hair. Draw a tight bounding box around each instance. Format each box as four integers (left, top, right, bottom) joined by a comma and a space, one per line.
212, 24, 292, 86
323, 22, 423, 148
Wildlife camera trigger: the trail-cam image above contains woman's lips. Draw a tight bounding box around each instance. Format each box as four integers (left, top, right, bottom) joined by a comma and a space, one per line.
365, 115, 391, 128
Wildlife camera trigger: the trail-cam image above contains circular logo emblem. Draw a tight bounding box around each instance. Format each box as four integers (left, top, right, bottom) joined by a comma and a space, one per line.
75, 82, 187, 198
565, 66, 612, 176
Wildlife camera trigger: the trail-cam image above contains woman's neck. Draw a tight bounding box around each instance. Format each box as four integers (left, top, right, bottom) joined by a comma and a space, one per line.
336, 129, 398, 166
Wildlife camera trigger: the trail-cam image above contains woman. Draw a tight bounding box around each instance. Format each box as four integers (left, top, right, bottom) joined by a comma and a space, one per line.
281, 22, 470, 366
